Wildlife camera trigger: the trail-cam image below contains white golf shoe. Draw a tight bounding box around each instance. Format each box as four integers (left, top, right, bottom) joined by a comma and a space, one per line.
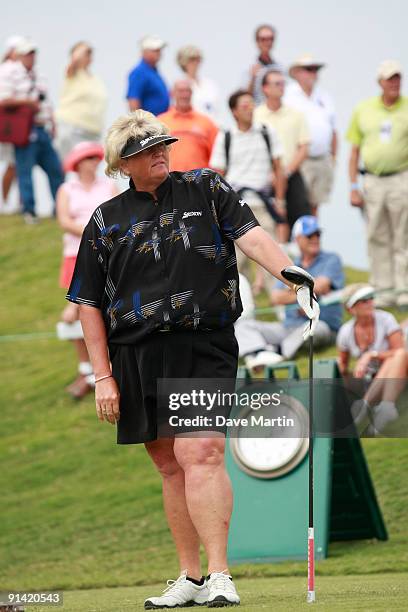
144, 570, 208, 609
207, 570, 240, 607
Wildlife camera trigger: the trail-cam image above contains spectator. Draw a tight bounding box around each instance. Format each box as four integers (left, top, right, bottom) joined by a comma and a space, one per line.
240, 215, 344, 361
176, 45, 219, 121
255, 68, 311, 241
55, 41, 107, 160
0, 38, 63, 223
210, 88, 285, 293
245, 24, 281, 106
286, 54, 337, 214
57, 141, 118, 399
126, 35, 169, 115
337, 283, 407, 435
347, 60, 408, 309
0, 35, 24, 207
158, 79, 218, 171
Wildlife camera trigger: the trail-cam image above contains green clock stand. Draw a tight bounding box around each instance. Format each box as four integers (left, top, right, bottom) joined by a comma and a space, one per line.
227, 359, 387, 564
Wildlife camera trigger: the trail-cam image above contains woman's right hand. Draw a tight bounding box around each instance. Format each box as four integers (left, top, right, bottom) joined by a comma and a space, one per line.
95, 377, 120, 424
353, 353, 371, 378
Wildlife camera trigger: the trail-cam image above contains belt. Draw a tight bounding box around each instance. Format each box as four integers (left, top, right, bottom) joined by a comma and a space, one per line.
308, 155, 328, 160
364, 170, 402, 177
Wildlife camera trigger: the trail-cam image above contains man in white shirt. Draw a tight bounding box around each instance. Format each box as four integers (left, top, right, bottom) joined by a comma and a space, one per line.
210, 89, 285, 294
0, 38, 63, 222
285, 54, 337, 214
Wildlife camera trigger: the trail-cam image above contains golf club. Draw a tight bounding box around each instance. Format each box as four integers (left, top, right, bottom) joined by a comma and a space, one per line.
281, 266, 315, 604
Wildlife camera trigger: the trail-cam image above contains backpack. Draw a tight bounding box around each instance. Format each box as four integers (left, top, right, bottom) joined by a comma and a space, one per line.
224, 124, 272, 173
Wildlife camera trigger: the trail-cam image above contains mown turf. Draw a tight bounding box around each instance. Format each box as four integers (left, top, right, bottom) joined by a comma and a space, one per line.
1, 215, 408, 595
27, 574, 408, 611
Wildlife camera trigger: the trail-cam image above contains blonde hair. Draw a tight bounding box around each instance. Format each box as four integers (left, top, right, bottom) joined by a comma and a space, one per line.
104, 110, 170, 178
176, 45, 202, 71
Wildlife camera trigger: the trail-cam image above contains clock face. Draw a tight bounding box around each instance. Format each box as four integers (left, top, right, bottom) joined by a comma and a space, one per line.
230, 393, 309, 479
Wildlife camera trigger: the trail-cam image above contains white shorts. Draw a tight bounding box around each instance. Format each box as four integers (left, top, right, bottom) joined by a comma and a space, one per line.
0, 142, 15, 164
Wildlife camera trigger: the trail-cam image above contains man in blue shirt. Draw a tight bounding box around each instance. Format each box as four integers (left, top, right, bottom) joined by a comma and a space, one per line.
236, 215, 344, 367
127, 35, 170, 115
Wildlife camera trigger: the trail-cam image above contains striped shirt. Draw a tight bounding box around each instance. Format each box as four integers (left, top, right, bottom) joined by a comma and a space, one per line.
0, 59, 53, 126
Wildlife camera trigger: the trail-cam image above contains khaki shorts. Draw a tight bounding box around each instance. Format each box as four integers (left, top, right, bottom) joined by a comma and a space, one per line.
301, 155, 334, 206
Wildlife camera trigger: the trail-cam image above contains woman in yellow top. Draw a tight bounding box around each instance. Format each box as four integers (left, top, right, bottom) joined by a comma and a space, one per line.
55, 41, 107, 160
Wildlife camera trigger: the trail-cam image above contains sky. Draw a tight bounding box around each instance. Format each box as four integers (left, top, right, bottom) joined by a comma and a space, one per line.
2, 0, 407, 269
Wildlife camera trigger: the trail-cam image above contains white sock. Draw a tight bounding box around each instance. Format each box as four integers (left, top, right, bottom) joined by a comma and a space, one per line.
371, 401, 398, 433
78, 361, 93, 376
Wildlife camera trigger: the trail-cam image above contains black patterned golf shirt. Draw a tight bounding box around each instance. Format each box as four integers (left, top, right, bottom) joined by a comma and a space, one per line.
66, 169, 259, 344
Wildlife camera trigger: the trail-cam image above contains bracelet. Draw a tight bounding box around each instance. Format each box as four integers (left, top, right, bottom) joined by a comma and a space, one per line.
95, 374, 113, 384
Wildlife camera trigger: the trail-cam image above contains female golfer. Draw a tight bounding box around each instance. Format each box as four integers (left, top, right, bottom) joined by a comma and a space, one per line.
66, 110, 319, 608
337, 283, 407, 434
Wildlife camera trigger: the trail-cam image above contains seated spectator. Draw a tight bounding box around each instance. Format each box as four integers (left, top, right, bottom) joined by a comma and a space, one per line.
238, 215, 343, 362
337, 283, 407, 434
244, 24, 281, 106
55, 41, 107, 160
57, 141, 118, 399
126, 35, 169, 115
176, 45, 219, 121
210, 89, 285, 293
158, 79, 218, 171
0, 38, 64, 223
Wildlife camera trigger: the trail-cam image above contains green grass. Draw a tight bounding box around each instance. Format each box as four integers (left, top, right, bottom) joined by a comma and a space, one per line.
1, 215, 408, 602
26, 574, 408, 611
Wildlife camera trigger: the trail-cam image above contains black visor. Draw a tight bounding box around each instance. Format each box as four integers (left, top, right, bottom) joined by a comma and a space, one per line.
120, 134, 179, 159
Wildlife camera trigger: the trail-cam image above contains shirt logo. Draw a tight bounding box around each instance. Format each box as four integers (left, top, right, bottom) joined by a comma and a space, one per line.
239, 199, 247, 207
182, 211, 202, 219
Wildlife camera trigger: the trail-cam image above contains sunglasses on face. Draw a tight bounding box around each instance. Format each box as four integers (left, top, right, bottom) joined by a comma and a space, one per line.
258, 36, 274, 42
305, 231, 321, 239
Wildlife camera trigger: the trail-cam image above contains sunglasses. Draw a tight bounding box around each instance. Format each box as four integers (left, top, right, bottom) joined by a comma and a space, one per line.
258, 36, 274, 42
305, 231, 321, 239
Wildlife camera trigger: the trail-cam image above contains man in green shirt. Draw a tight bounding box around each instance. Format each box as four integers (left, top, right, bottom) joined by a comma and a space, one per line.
347, 60, 408, 308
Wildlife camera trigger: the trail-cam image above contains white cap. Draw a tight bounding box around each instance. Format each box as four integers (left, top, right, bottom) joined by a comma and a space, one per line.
14, 38, 37, 55
346, 285, 375, 309
377, 60, 402, 80
140, 35, 166, 51
3, 35, 25, 56
289, 53, 325, 77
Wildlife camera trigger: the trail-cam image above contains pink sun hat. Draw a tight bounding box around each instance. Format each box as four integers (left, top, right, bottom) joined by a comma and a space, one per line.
63, 141, 105, 173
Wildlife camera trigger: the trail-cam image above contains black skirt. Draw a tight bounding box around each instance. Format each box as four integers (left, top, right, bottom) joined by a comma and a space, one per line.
109, 327, 239, 444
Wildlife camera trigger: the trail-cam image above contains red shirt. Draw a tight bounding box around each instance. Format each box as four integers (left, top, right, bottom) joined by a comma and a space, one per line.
158, 107, 218, 171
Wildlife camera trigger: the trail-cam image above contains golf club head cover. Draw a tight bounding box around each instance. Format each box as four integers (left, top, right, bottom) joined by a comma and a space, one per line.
296, 285, 320, 338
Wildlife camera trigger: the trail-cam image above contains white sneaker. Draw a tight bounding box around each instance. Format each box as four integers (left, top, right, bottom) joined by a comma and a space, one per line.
245, 350, 283, 371
207, 570, 240, 607
369, 401, 399, 435
144, 570, 208, 609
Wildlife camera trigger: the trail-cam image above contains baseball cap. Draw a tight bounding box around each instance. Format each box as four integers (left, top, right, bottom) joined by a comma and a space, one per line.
377, 60, 402, 80
289, 53, 325, 77
15, 38, 37, 55
345, 284, 375, 309
121, 133, 178, 158
292, 215, 322, 238
140, 35, 166, 51
63, 141, 105, 173
3, 35, 25, 56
